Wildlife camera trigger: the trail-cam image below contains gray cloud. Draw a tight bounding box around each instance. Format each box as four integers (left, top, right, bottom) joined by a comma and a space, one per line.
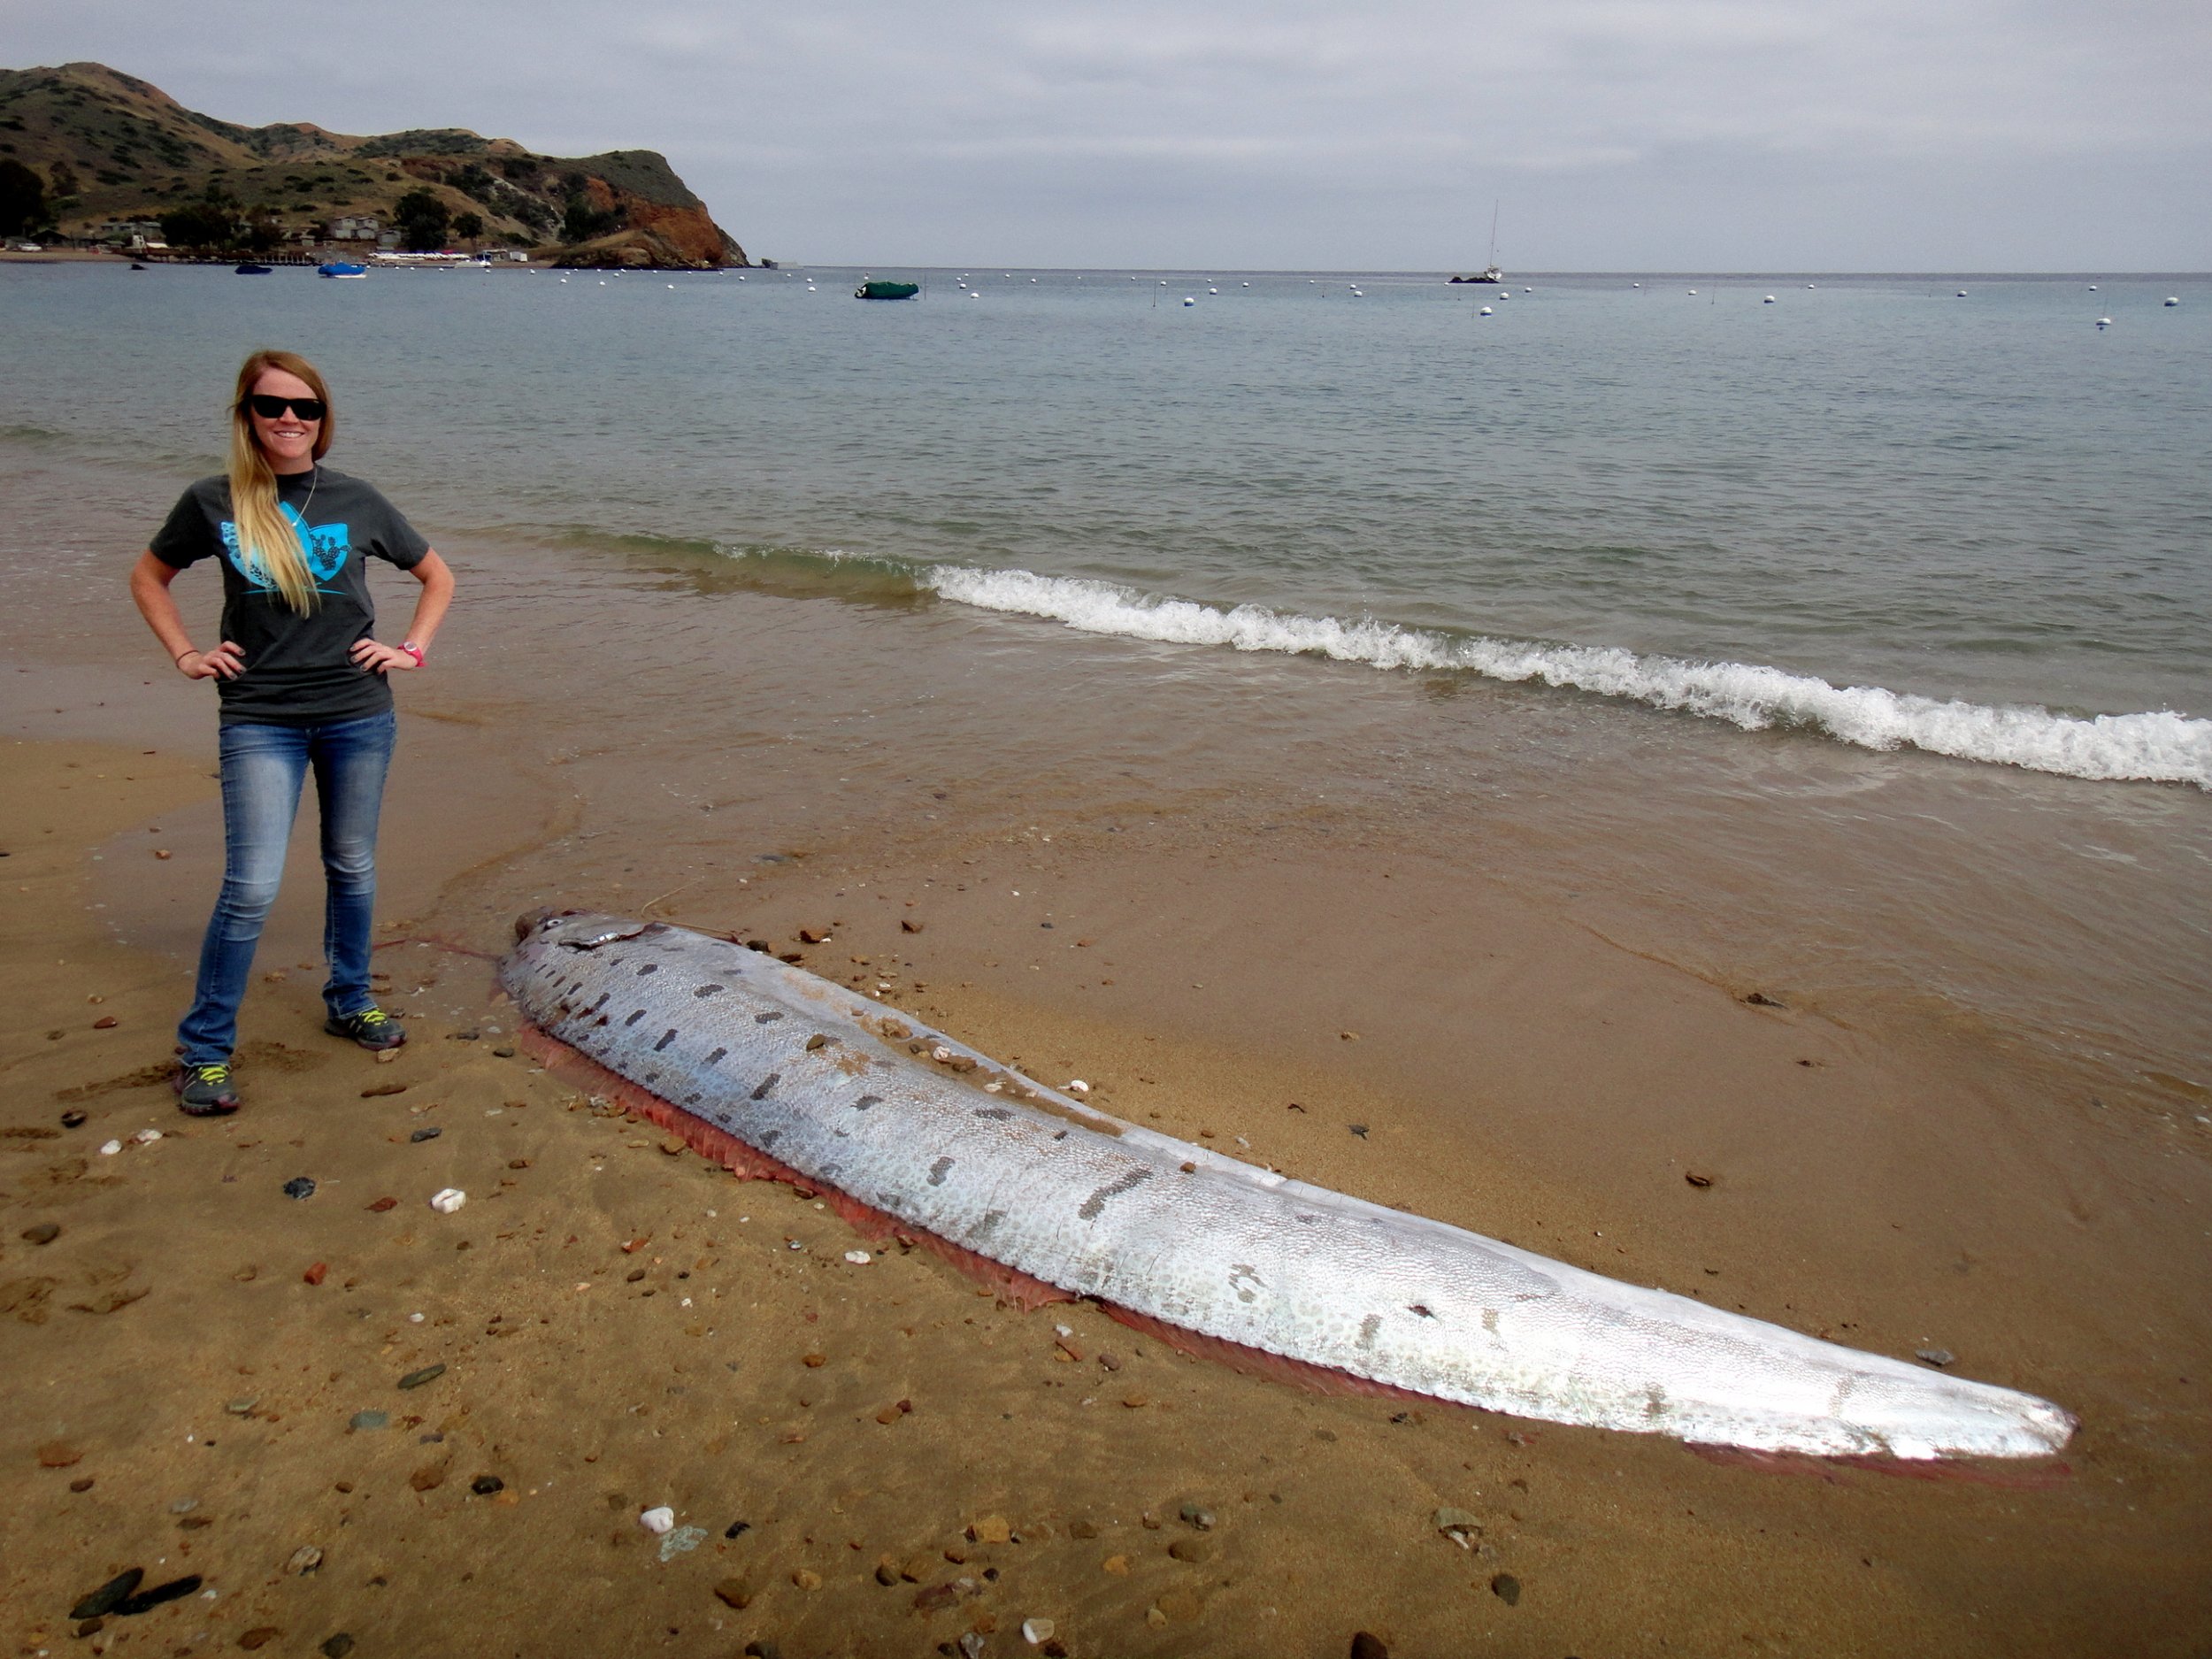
11, 0, 2208, 267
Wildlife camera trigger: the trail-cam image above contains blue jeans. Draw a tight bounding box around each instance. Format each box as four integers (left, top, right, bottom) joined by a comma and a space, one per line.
177, 709, 396, 1066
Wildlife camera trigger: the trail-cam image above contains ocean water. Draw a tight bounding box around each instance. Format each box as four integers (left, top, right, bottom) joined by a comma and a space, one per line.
4, 260, 2208, 1089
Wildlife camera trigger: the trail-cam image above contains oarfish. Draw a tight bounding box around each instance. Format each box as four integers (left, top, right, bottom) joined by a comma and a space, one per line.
501, 910, 2075, 1460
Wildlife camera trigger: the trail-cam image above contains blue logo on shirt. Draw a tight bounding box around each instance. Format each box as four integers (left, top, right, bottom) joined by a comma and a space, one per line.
219, 503, 350, 592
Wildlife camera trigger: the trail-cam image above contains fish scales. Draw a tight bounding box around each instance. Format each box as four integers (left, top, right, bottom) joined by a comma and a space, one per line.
503, 912, 2074, 1459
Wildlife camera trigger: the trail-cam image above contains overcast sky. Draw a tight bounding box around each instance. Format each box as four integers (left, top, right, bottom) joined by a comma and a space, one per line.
11, 0, 2208, 270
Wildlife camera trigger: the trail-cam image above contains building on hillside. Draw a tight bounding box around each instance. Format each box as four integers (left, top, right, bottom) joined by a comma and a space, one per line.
328, 215, 381, 242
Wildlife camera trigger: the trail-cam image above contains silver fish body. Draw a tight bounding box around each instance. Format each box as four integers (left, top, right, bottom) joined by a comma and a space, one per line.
502, 911, 2074, 1459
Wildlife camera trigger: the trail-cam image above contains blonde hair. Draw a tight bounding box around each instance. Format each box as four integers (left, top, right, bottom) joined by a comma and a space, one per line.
227, 349, 336, 615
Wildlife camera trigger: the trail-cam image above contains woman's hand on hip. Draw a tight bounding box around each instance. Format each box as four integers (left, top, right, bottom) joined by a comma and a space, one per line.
350, 638, 419, 674
180, 641, 245, 680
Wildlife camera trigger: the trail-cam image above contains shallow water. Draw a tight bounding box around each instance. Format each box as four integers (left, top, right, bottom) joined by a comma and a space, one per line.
3, 261, 2207, 1094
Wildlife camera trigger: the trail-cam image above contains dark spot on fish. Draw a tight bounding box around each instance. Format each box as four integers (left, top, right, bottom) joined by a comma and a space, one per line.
684, 1093, 702, 1104
974, 1210, 1005, 1234
655, 1030, 679, 1052
636, 964, 659, 976
588, 992, 611, 1013
1358, 1314, 1382, 1347
1053, 1129, 1068, 1141
975, 1107, 1014, 1121
853, 1094, 881, 1111
755, 1011, 784, 1025
695, 984, 724, 998
624, 1010, 646, 1027
750, 1073, 780, 1101
759, 1130, 781, 1148
1409, 1303, 1436, 1319
928, 1156, 955, 1187
704, 1047, 726, 1066
1077, 1165, 1154, 1220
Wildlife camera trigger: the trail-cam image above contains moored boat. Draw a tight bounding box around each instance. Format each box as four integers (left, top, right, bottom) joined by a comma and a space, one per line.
317, 260, 368, 279
855, 279, 920, 300
233, 262, 272, 274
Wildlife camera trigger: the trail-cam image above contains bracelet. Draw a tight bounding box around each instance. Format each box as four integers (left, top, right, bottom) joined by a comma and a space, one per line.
173, 648, 196, 667
399, 641, 426, 668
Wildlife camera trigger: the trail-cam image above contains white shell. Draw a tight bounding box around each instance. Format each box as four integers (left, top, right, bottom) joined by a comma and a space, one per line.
428, 1187, 467, 1214
638, 1505, 675, 1534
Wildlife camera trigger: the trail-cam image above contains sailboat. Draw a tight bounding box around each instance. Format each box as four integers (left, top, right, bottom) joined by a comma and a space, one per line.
1448, 199, 1506, 285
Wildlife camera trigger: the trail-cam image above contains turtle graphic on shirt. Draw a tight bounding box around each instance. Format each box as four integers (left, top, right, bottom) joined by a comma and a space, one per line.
218, 502, 350, 593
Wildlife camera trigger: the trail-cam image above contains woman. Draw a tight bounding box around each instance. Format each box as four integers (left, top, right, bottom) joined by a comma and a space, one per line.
129, 349, 455, 1116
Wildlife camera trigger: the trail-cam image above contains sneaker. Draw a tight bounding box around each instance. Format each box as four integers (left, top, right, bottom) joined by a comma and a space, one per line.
325, 1006, 406, 1052
174, 1063, 241, 1118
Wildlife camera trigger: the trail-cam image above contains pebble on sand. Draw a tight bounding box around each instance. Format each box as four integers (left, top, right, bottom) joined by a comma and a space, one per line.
639, 1505, 676, 1534
1021, 1617, 1056, 1645
397, 1363, 447, 1391
21, 1221, 60, 1245
429, 1187, 466, 1213
282, 1176, 317, 1200
1490, 1572, 1522, 1606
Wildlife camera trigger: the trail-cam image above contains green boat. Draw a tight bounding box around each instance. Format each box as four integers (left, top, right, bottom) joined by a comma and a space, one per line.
854, 279, 919, 300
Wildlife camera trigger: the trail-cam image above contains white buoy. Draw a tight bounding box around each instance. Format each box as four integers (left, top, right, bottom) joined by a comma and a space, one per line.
1031, 276, 1038, 282
1241, 280, 1250, 287
1686, 288, 1697, 296
1183, 296, 1195, 306
1806, 282, 1815, 288
737, 274, 746, 280
2096, 316, 2112, 329
667, 282, 675, 288
1956, 289, 1968, 297
1632, 281, 1641, 288
1479, 305, 1493, 315
971, 291, 980, 300
1209, 287, 1218, 295
1763, 295, 1776, 303
2166, 296, 2181, 306
2087, 284, 2097, 291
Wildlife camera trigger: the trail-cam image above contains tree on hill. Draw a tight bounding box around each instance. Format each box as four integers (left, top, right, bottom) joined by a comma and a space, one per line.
452, 210, 483, 250
159, 183, 242, 251
0, 159, 50, 236
394, 188, 449, 251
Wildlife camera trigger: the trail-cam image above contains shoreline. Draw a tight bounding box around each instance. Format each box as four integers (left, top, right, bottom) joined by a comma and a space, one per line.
4, 504, 2210, 1647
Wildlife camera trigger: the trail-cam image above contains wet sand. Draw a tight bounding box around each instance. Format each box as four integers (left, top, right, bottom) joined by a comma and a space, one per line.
4, 506, 2211, 1655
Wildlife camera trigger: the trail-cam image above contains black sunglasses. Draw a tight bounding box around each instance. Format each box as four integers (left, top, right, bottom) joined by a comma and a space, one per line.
242, 394, 326, 421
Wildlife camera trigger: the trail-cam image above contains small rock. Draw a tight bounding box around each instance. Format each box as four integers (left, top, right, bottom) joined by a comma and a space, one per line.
713, 1578, 753, 1608
70, 1568, 144, 1620
1347, 1124, 1369, 1139
1349, 1633, 1390, 1659
240, 1625, 283, 1649
1167, 1537, 1214, 1563
409, 1464, 446, 1492
108, 1573, 198, 1615
349, 1410, 389, 1432
803, 1351, 827, 1368
1067, 1519, 1098, 1540
844, 1249, 872, 1264
36, 1440, 81, 1468
60, 1110, 88, 1128
360, 1082, 407, 1097
1685, 1171, 1714, 1187
303, 1262, 327, 1286
805, 1033, 829, 1051
397, 1363, 446, 1390
282, 1176, 317, 1201
1178, 1502, 1215, 1530
902, 918, 923, 933
1065, 1079, 1089, 1094
320, 1635, 357, 1658
969, 1514, 1012, 1544
365, 1196, 398, 1212
914, 1582, 959, 1613
70, 1476, 94, 1492
93, 1016, 119, 1030
471, 1474, 504, 1495
226, 1397, 258, 1416
724, 1520, 751, 1539
428, 1187, 465, 1213
21, 1221, 59, 1245
1916, 1348, 1955, 1368
492, 1046, 516, 1057
410, 1125, 442, 1143
286, 1545, 323, 1576
375, 1048, 400, 1064
799, 927, 830, 944
1102, 1554, 1130, 1575
792, 1567, 823, 1590
639, 1505, 676, 1534
960, 1635, 986, 1659
154, 849, 172, 860
1742, 991, 1786, 1008
1490, 1572, 1522, 1606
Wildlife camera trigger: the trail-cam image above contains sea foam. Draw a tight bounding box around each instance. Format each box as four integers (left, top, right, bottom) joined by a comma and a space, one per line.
926, 565, 2212, 790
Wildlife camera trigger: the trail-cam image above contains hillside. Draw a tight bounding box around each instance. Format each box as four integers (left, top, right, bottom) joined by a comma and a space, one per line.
0, 62, 748, 267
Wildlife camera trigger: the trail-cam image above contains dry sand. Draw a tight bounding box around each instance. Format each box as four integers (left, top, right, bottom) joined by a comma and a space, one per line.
3, 529, 2209, 1656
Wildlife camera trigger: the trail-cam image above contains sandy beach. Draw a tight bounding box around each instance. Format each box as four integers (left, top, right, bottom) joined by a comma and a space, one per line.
4, 479, 2210, 1656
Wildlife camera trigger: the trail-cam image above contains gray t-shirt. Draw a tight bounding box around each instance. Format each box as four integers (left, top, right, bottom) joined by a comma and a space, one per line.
150, 465, 430, 726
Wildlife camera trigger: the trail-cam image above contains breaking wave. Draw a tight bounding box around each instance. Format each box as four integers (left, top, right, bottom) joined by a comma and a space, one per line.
924, 565, 2212, 790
